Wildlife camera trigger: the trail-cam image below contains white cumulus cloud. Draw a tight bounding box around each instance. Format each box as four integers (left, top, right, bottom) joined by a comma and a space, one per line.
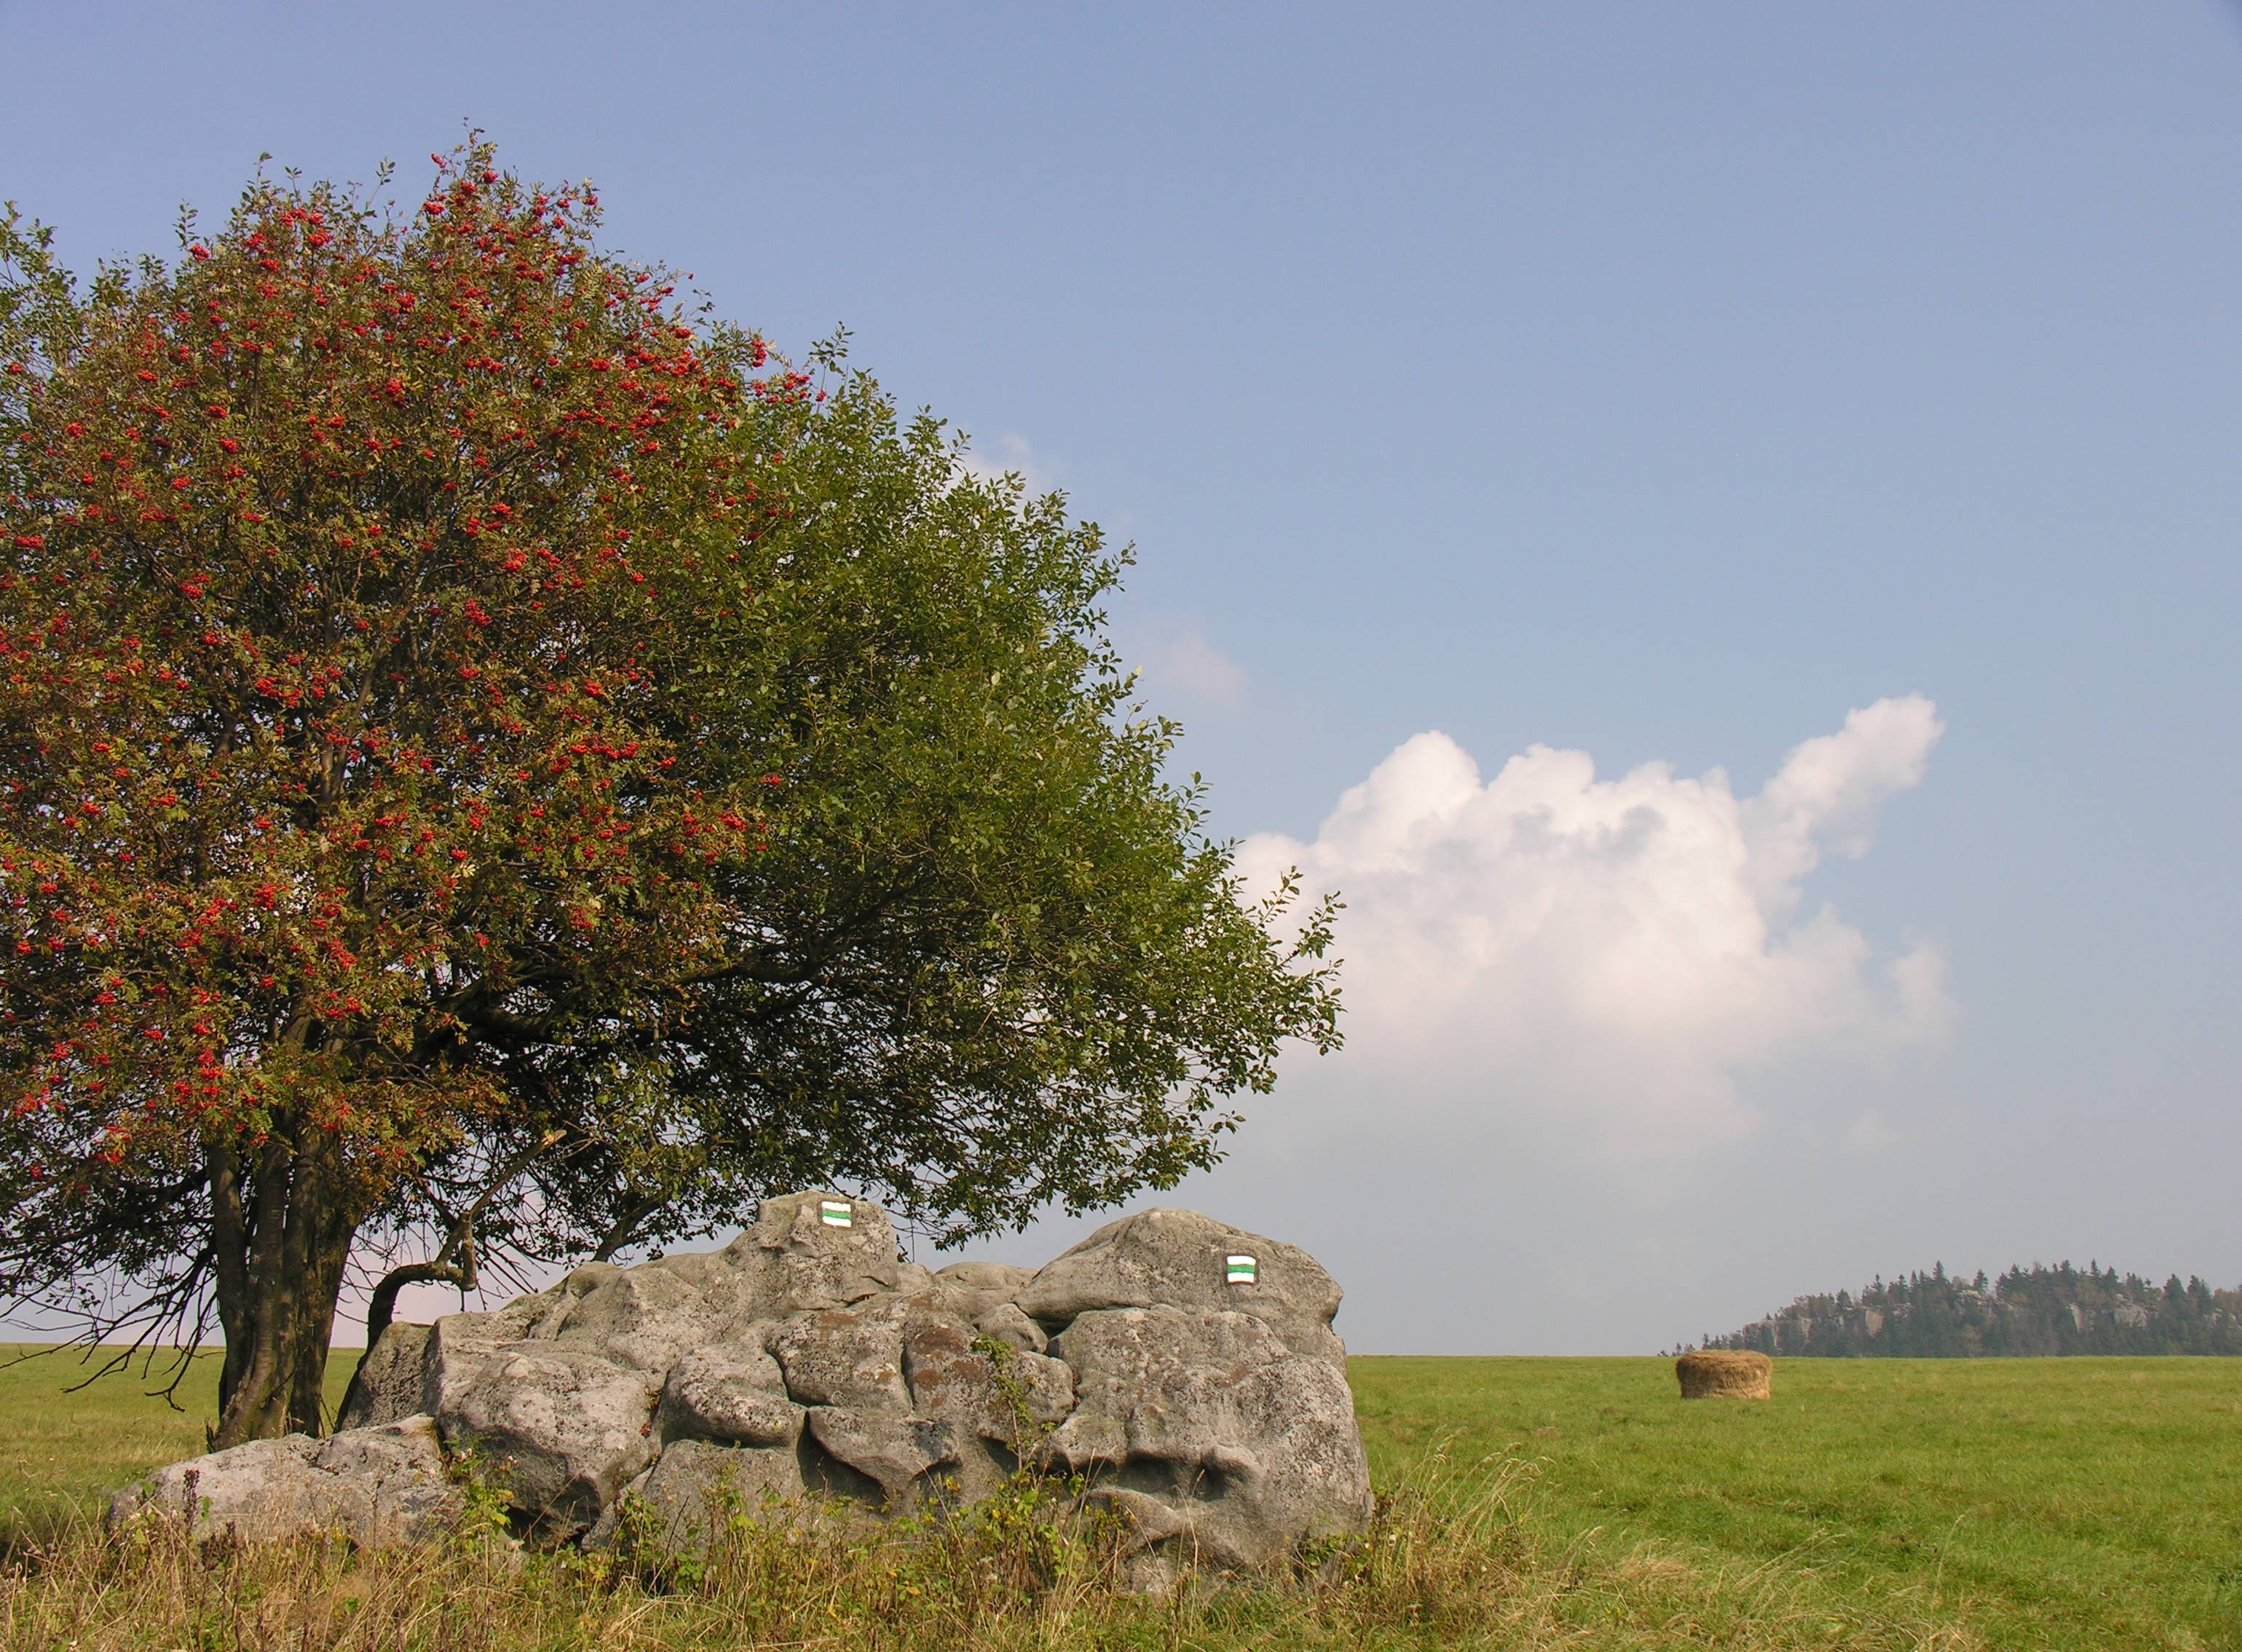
1236, 695, 1951, 1152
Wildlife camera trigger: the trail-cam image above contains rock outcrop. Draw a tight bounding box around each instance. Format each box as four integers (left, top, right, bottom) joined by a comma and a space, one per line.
113, 1195, 1373, 1581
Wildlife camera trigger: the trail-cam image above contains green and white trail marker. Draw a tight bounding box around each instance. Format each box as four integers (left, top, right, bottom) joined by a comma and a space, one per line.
1225, 1253, 1257, 1285
818, 1199, 853, 1228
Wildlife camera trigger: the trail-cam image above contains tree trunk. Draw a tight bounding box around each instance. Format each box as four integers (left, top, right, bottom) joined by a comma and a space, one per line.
207, 1121, 361, 1447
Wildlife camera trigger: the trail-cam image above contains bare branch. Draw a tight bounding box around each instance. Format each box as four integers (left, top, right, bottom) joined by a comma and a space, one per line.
360, 1126, 565, 1348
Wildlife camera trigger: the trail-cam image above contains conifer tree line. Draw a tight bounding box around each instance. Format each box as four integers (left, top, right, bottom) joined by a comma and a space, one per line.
1700, 1262, 2242, 1357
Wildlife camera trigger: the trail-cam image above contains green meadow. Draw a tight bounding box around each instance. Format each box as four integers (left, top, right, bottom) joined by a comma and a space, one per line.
0, 1345, 2234, 1650
1351, 1356, 2242, 1651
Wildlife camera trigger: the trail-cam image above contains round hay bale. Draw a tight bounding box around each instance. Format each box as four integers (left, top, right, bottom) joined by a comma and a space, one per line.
1675, 1349, 1772, 1401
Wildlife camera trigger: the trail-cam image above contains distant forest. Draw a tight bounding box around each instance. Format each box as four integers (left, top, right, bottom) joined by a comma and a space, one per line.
1700, 1262, 2242, 1357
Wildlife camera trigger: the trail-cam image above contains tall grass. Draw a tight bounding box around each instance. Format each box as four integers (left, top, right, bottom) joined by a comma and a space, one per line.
0, 1442, 1976, 1651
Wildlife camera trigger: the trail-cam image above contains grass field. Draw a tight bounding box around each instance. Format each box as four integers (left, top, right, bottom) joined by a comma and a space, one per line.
0, 1345, 2234, 1649
1351, 1356, 2242, 1651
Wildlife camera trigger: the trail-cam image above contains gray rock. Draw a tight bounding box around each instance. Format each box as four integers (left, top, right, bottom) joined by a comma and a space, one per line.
336, 1322, 432, 1431
440, 1347, 661, 1536
610, 1436, 814, 1551
548, 1260, 722, 1373
929, 1260, 1035, 1321
121, 1190, 1373, 1582
656, 1345, 803, 1447
895, 1311, 1075, 1506
805, 1407, 958, 1503
974, 1300, 1049, 1354
109, 1415, 459, 1546
933, 1260, 1035, 1294
1016, 1208, 1348, 1370
422, 1292, 559, 1419
718, 1190, 915, 1315
902, 1312, 1073, 1445
767, 1295, 912, 1410
1048, 1305, 1372, 1573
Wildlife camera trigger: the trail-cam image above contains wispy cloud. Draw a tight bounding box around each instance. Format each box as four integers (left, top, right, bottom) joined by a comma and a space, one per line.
1132, 621, 1248, 704
1842, 1107, 1927, 1155
953, 432, 1060, 496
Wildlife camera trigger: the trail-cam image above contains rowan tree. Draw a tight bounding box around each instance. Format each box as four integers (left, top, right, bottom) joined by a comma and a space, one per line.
0, 145, 1340, 1445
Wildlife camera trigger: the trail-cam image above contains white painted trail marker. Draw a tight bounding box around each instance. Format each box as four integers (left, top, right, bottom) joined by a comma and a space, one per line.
818, 1199, 853, 1228
1225, 1254, 1257, 1285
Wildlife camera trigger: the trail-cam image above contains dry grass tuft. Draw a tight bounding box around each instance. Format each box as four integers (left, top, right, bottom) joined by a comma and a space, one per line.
0, 1443, 1975, 1651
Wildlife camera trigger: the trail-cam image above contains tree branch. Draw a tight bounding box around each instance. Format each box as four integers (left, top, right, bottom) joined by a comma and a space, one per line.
591, 1191, 668, 1263
358, 1126, 565, 1348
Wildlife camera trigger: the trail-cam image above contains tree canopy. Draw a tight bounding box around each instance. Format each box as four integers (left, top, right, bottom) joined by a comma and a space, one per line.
0, 144, 1339, 1443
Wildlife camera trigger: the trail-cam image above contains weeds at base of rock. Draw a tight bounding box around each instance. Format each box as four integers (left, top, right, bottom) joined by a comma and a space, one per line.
588, 1418, 1143, 1619
0, 1445, 1982, 1651
438, 1444, 519, 1546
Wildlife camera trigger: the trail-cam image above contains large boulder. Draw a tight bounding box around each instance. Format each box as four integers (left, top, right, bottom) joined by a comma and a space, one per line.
900, 1309, 1075, 1503
1014, 1207, 1348, 1370
1046, 1305, 1373, 1577
108, 1415, 459, 1546
116, 1193, 1373, 1580
766, 1295, 914, 1410
717, 1192, 930, 1315
655, 1345, 803, 1448
607, 1436, 813, 1550
440, 1345, 663, 1536
336, 1321, 430, 1431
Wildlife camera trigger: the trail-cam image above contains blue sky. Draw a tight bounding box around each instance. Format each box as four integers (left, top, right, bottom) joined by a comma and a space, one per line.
5, 2, 2238, 1351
